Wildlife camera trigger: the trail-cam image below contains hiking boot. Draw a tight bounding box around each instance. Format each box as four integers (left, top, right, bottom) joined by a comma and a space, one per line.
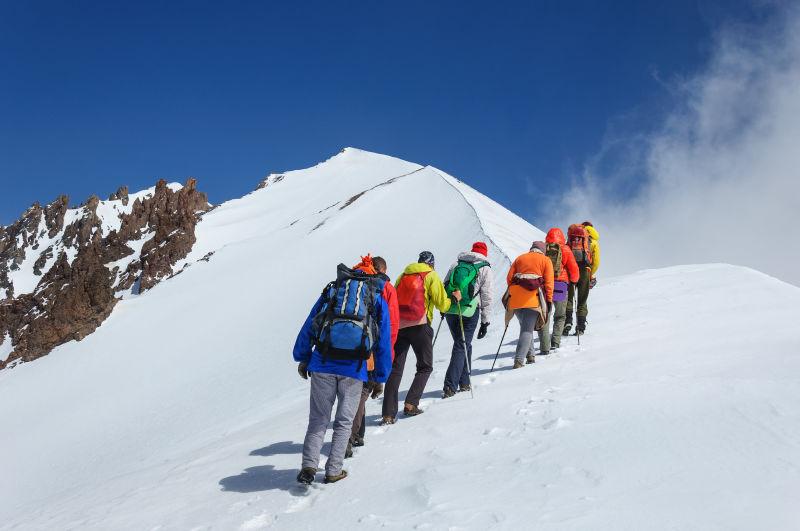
351, 435, 365, 447
324, 470, 348, 484
403, 405, 424, 417
513, 359, 526, 369
538, 350, 550, 356
380, 416, 395, 426
563, 324, 572, 335
576, 316, 587, 335
344, 441, 353, 459
442, 386, 456, 399
458, 384, 471, 393
526, 353, 535, 364
296, 467, 316, 485
575, 328, 585, 336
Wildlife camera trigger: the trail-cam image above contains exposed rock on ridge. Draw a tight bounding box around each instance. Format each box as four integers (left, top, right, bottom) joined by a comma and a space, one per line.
0, 179, 211, 368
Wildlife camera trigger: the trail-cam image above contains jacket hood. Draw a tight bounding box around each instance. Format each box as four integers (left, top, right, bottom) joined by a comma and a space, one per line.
403, 262, 434, 275
546, 228, 565, 245
457, 251, 491, 264
585, 225, 599, 241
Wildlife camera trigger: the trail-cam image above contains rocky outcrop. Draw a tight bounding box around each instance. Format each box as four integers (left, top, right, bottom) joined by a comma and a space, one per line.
0, 178, 211, 369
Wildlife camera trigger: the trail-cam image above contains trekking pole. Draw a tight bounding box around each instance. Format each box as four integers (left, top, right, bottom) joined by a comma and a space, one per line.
432, 315, 444, 348
490, 323, 509, 372
456, 301, 474, 399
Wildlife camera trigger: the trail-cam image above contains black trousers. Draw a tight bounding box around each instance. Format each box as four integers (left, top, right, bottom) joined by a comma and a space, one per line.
382, 324, 434, 418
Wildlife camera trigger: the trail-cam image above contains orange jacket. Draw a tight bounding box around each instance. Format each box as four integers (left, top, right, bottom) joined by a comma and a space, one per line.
506, 251, 554, 310
546, 228, 580, 283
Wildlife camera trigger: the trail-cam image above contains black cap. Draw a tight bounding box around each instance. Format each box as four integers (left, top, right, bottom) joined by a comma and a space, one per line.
418, 251, 435, 267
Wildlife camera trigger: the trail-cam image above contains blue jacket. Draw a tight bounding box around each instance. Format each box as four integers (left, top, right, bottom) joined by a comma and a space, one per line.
293, 292, 393, 383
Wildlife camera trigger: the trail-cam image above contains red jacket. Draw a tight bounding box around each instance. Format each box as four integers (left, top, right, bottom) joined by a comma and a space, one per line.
381, 282, 399, 359
546, 228, 580, 283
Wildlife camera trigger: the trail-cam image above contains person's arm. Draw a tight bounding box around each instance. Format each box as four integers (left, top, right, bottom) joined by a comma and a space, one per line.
564, 246, 580, 283
590, 241, 600, 276
506, 258, 517, 286
383, 284, 399, 353
292, 295, 324, 363
426, 271, 452, 313
372, 297, 394, 383
544, 258, 554, 302
478, 266, 494, 323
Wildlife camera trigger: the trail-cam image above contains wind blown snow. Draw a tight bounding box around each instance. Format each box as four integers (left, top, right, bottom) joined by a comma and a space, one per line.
554, 6, 800, 286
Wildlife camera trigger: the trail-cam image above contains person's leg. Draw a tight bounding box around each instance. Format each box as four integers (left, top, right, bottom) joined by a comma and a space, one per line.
577, 267, 591, 332
458, 312, 480, 387
301, 372, 337, 471
350, 384, 371, 442
404, 324, 434, 408
381, 329, 411, 419
514, 309, 537, 364
565, 282, 575, 333
551, 300, 567, 348
443, 314, 463, 391
325, 376, 362, 477
537, 308, 552, 354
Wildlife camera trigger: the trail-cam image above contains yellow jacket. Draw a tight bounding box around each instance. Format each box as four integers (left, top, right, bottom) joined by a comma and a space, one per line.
395, 263, 452, 323
585, 225, 601, 276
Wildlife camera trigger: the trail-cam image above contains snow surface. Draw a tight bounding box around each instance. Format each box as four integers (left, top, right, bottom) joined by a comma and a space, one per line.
1, 149, 799, 530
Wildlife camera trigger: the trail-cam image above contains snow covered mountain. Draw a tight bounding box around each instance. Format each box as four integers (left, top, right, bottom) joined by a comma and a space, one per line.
1, 148, 798, 530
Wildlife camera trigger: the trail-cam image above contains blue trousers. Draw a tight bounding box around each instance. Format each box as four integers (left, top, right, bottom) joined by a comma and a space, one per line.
443, 311, 480, 390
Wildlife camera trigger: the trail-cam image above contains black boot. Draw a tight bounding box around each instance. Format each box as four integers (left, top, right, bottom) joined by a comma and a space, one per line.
563, 316, 573, 336
576, 316, 586, 335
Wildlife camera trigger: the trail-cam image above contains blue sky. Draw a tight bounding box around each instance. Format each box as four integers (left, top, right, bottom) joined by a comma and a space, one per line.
0, 0, 764, 226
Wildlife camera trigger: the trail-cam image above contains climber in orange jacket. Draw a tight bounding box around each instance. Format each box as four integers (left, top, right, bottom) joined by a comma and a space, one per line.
505, 241, 554, 368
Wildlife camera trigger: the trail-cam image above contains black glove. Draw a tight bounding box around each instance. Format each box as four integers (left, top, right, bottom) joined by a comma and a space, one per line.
370, 382, 384, 399
546, 302, 552, 316
589, 277, 597, 289
297, 362, 309, 380
477, 322, 489, 339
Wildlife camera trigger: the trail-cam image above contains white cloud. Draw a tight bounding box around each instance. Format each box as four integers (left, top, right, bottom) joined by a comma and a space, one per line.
553, 6, 800, 286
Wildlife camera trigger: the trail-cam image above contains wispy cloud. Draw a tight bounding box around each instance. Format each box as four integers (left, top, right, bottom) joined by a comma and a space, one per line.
550, 5, 800, 286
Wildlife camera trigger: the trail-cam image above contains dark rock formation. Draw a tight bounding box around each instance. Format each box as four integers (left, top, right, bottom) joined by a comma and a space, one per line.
0, 178, 211, 369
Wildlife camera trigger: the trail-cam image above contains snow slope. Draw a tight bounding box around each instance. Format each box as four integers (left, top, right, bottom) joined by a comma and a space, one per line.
1, 149, 799, 530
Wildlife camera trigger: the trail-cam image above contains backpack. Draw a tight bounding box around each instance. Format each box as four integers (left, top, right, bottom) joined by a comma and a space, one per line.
445, 260, 488, 315
396, 271, 430, 321
568, 224, 593, 266
545, 243, 562, 277
311, 264, 385, 364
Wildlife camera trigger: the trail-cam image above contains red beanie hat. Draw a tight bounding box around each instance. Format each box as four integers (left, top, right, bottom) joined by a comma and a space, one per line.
471, 241, 488, 256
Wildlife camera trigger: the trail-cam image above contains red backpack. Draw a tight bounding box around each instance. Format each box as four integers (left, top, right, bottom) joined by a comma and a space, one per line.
568, 224, 593, 266
396, 272, 429, 321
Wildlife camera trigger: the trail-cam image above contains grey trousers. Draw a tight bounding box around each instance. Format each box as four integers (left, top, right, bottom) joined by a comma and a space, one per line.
514, 308, 539, 362
302, 372, 362, 476
533, 306, 553, 354
550, 300, 568, 348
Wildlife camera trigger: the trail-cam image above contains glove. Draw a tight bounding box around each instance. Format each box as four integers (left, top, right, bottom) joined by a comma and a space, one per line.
477, 322, 489, 339
370, 382, 384, 399
589, 277, 597, 289
546, 302, 552, 316
297, 362, 309, 380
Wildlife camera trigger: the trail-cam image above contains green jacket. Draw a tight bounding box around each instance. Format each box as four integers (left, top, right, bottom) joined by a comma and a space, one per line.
395, 262, 452, 323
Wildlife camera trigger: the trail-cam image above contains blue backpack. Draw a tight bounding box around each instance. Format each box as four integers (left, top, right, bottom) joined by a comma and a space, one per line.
311, 264, 385, 364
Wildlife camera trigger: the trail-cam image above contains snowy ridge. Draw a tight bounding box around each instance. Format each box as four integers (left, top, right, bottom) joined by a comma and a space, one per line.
1, 149, 798, 529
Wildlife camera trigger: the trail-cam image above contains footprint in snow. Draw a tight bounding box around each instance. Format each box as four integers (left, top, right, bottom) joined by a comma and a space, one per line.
239, 511, 276, 530
541, 417, 572, 430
